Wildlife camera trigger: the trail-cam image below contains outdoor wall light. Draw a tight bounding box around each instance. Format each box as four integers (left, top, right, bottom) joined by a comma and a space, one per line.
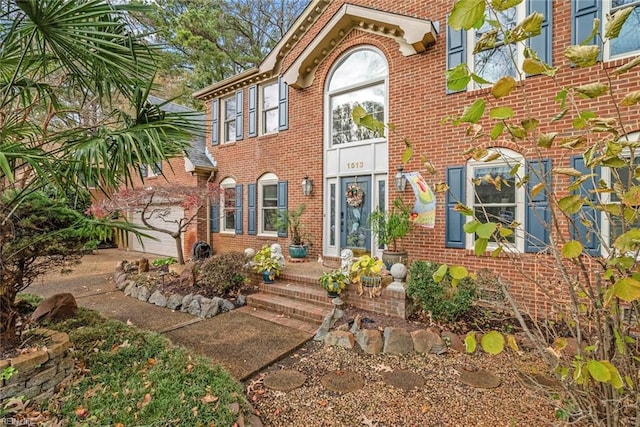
395, 165, 407, 192
302, 175, 314, 196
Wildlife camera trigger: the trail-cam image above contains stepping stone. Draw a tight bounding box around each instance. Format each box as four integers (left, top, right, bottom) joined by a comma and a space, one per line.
320, 370, 364, 393
263, 369, 307, 391
382, 369, 425, 391
459, 368, 501, 389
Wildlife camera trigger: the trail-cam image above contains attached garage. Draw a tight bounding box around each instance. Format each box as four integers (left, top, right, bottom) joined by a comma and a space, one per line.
129, 205, 184, 257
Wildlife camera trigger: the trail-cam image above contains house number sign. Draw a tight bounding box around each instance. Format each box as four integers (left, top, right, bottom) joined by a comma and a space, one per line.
346, 161, 364, 169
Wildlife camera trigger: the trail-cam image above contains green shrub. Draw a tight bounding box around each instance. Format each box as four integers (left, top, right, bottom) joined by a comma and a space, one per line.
406, 260, 476, 322
198, 252, 247, 296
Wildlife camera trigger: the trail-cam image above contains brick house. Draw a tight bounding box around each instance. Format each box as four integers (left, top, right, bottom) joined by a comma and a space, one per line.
190, 0, 640, 315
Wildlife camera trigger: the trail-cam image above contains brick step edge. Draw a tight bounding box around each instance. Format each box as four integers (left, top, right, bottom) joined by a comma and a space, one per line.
246, 293, 330, 324
259, 281, 334, 307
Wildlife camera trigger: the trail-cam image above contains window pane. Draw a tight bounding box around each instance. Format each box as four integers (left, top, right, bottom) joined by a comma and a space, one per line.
225, 121, 236, 142
331, 84, 385, 145
262, 83, 278, 110
473, 166, 516, 204
225, 98, 236, 120
225, 211, 235, 230
329, 50, 387, 91
224, 188, 236, 208
330, 184, 336, 246
611, 5, 640, 57
263, 208, 277, 231
263, 109, 278, 133
475, 44, 517, 82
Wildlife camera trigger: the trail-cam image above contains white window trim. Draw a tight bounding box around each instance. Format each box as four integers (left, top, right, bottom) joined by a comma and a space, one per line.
220, 177, 236, 234
465, 3, 526, 88
258, 173, 278, 236
465, 148, 526, 253
259, 80, 279, 136
603, 1, 640, 61
222, 96, 236, 143
326, 46, 388, 149
601, 132, 640, 255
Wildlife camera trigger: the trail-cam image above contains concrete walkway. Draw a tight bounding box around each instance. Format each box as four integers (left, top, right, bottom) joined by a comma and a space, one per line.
30, 249, 312, 380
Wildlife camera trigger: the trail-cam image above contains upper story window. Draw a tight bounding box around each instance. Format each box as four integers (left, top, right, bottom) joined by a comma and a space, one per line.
469, 3, 525, 84
466, 149, 525, 252
258, 173, 278, 235
140, 162, 162, 179
220, 177, 236, 233
327, 48, 387, 147
606, 0, 640, 59
223, 96, 236, 143
261, 81, 279, 135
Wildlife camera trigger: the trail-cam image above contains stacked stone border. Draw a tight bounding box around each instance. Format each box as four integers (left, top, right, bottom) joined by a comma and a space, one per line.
113, 262, 244, 319
0, 328, 73, 403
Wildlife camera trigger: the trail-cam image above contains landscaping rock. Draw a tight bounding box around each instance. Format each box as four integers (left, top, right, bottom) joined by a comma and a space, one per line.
412, 329, 437, 354
356, 329, 383, 354
187, 299, 201, 316
138, 257, 149, 272
220, 298, 235, 313
324, 331, 355, 349
383, 327, 413, 355
166, 294, 183, 310
31, 293, 77, 323
181, 294, 194, 312
235, 294, 247, 307
116, 278, 133, 291
442, 331, 465, 352
349, 314, 362, 334
114, 271, 128, 288
178, 262, 196, 286
137, 286, 150, 302
148, 290, 167, 307
199, 298, 219, 319
314, 307, 343, 341
124, 282, 138, 298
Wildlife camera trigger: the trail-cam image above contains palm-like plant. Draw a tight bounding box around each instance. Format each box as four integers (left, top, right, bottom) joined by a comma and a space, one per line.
0, 1, 199, 346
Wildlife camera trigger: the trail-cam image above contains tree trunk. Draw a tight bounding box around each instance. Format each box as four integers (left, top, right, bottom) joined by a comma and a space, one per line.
174, 235, 185, 265
0, 283, 18, 350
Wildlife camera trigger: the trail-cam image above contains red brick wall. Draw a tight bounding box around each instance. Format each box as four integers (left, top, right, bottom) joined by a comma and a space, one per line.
201, 0, 640, 315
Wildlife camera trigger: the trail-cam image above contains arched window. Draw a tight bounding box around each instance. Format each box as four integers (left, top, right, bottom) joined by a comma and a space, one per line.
258, 173, 279, 235
220, 177, 236, 233
466, 148, 525, 252
327, 48, 388, 146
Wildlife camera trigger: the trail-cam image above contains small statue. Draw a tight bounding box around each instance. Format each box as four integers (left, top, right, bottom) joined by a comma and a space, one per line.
270, 243, 286, 269
340, 248, 354, 275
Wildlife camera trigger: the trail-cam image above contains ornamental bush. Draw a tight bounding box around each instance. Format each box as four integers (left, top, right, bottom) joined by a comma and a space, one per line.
198, 252, 247, 297
406, 260, 476, 322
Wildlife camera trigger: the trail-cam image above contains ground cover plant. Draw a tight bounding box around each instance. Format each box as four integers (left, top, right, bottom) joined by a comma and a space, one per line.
36, 307, 249, 425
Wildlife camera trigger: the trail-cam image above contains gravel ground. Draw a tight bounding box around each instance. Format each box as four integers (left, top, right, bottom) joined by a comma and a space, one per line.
246, 306, 558, 427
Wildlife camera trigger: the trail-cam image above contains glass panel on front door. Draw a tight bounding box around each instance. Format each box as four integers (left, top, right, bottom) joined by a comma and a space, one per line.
341, 176, 372, 255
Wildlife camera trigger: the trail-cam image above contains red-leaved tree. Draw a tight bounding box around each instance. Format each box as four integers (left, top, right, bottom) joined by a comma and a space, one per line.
90, 183, 220, 264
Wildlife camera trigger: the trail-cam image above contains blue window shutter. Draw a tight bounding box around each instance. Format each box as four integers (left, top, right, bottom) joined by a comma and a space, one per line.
572, 0, 602, 59
525, 159, 551, 252
248, 183, 257, 235
278, 76, 288, 131
446, 166, 466, 248
211, 197, 220, 233
527, 0, 553, 66
277, 180, 288, 238
211, 99, 219, 146
571, 155, 601, 255
248, 85, 257, 137
235, 90, 243, 140
235, 184, 243, 234
446, 15, 467, 94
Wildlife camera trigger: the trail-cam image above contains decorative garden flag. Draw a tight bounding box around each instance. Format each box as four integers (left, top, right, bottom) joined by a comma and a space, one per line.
406, 172, 436, 228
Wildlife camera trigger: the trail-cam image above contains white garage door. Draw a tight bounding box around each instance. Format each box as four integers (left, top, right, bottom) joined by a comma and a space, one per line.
130, 205, 184, 257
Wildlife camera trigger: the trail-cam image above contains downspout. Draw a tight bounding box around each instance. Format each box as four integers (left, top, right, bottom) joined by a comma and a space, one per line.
206, 170, 216, 247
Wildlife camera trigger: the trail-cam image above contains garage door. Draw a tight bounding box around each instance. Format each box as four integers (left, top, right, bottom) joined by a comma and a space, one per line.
130, 205, 184, 257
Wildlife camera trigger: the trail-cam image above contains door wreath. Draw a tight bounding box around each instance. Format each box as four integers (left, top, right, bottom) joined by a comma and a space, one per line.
346, 184, 364, 207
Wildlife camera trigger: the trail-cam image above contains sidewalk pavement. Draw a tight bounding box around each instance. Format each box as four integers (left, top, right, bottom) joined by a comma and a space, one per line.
31, 249, 312, 380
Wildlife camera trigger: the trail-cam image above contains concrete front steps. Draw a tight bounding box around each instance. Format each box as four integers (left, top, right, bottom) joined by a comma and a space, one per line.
245, 279, 334, 335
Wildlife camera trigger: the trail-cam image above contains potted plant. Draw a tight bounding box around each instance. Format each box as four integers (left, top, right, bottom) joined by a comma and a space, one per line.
350, 254, 385, 297
273, 204, 310, 259
370, 198, 411, 269
319, 269, 349, 298
253, 245, 282, 283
